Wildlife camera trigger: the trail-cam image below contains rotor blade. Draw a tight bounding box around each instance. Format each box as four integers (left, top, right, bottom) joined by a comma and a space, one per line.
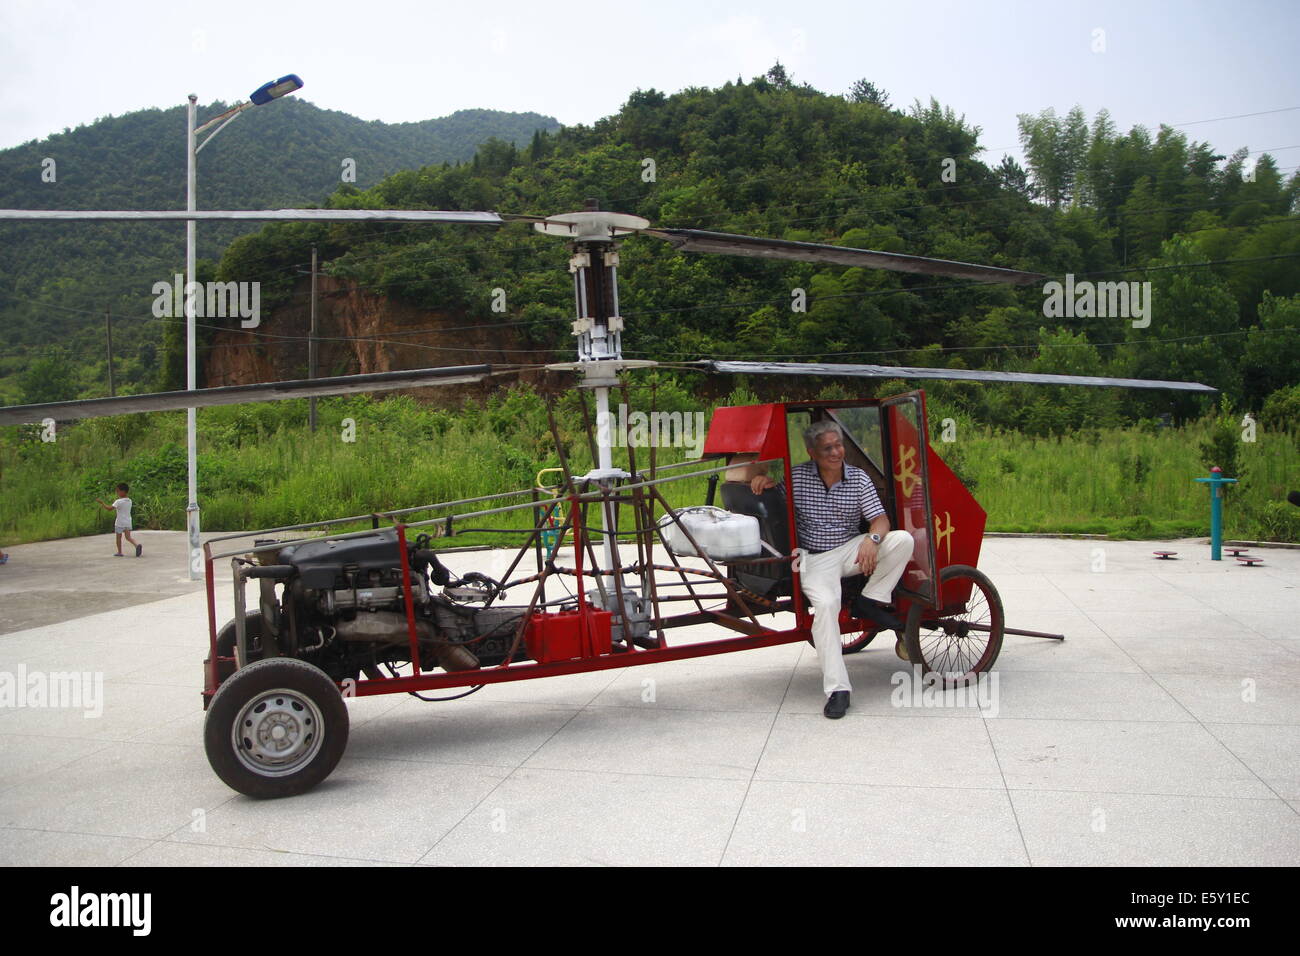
0, 365, 492, 426
644, 229, 1044, 285
700, 361, 1217, 392
0, 209, 509, 224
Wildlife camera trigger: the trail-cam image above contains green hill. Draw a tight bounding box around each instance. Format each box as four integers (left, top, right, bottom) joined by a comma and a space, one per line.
0, 99, 559, 397
209, 71, 1300, 429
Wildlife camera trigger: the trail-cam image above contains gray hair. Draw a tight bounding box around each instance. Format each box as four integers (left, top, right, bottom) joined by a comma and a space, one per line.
803, 419, 843, 449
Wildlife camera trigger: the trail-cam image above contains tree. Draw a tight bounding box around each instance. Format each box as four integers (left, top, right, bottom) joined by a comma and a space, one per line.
1242, 293, 1300, 409
19, 353, 79, 404
995, 156, 1031, 198
1017, 105, 1090, 209
764, 62, 792, 90
1122, 235, 1241, 420
847, 79, 891, 109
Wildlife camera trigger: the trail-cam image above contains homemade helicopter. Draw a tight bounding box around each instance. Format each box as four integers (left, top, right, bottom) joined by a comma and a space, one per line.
0, 200, 1216, 797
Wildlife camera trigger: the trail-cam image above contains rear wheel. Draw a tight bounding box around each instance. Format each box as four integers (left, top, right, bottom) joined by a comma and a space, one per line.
903, 565, 1003, 686
204, 658, 349, 798
804, 611, 880, 655
839, 614, 878, 655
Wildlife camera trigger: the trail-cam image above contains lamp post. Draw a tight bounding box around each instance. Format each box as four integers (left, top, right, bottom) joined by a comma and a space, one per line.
184, 75, 302, 580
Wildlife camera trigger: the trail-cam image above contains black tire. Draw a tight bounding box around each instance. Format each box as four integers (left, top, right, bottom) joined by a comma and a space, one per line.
215, 612, 265, 661
805, 615, 879, 655
840, 624, 878, 655
204, 657, 349, 799
903, 565, 1004, 687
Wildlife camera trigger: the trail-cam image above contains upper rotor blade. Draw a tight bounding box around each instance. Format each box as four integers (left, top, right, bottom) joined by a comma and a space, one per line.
645, 229, 1044, 285
0, 209, 508, 224
0, 365, 493, 426
700, 361, 1218, 392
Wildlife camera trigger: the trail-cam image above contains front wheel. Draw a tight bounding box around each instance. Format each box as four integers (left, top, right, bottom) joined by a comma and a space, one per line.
204, 658, 349, 798
902, 565, 1003, 686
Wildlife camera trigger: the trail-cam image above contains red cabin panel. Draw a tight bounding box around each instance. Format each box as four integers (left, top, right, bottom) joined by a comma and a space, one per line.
702, 404, 788, 463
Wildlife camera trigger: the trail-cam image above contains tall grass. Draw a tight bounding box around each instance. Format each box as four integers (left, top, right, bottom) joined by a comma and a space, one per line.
2, 389, 1297, 545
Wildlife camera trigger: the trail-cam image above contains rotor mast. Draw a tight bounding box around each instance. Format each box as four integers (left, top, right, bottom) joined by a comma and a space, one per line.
536, 199, 648, 571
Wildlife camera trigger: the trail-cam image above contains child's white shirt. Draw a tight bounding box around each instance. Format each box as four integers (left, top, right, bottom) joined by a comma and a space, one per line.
112, 497, 132, 526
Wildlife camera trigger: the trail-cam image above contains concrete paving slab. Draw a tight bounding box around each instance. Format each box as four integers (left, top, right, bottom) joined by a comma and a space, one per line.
0, 679, 198, 741
1202, 723, 1300, 801
0, 735, 116, 792
1083, 608, 1280, 643
166, 756, 509, 864
1098, 633, 1300, 677
419, 767, 749, 866
523, 707, 774, 780
981, 670, 1194, 722
756, 713, 1006, 789
0, 827, 154, 867
987, 719, 1277, 798
1009, 790, 1300, 866
0, 637, 194, 681
123, 841, 397, 866
346, 696, 579, 768
1, 532, 1297, 866
721, 780, 1029, 866
1152, 673, 1300, 725
0, 532, 230, 635
0, 740, 237, 841
590, 659, 794, 713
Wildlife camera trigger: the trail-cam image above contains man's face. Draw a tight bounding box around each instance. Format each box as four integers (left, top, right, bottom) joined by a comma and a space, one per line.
808, 429, 845, 471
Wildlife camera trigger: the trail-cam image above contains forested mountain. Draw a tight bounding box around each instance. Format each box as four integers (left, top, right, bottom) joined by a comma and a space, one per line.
7, 69, 1299, 435
0, 99, 559, 397
204, 68, 1300, 431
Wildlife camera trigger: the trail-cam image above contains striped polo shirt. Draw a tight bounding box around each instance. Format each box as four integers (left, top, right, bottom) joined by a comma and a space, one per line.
778, 460, 886, 552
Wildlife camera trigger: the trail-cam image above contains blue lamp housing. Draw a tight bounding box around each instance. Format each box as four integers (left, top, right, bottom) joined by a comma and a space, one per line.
249, 74, 303, 105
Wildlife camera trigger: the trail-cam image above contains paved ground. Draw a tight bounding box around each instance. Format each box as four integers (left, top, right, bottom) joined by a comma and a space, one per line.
0, 532, 1297, 866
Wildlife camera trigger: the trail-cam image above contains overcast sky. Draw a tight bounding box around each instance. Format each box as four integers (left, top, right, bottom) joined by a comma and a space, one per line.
1, 0, 1297, 177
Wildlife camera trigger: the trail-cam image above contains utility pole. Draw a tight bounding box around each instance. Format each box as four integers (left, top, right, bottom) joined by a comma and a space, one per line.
105, 307, 115, 397
309, 244, 318, 431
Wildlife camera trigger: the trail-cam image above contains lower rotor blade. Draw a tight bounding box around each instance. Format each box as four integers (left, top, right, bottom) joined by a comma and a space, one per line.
0, 209, 506, 224
0, 365, 493, 426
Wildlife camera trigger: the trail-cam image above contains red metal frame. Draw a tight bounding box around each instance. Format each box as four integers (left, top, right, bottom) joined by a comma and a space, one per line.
201, 390, 986, 705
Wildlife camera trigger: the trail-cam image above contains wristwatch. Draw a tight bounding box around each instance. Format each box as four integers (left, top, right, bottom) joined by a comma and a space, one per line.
869, 533, 882, 544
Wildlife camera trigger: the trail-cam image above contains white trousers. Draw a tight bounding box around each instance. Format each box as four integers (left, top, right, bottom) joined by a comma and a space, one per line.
800, 530, 912, 695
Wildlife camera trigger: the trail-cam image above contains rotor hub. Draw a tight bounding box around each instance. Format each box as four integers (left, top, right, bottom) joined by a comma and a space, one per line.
534, 210, 649, 242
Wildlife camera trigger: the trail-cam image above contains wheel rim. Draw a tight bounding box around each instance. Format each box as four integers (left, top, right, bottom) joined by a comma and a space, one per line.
232, 687, 325, 778
914, 577, 1001, 682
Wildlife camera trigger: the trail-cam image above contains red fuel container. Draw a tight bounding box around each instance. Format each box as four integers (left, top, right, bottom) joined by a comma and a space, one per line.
525, 608, 613, 663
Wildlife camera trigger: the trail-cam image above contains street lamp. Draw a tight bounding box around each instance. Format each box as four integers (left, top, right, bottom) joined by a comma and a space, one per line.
185, 74, 302, 580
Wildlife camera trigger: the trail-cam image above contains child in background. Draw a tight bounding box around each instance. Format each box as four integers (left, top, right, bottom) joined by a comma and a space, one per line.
96, 483, 142, 557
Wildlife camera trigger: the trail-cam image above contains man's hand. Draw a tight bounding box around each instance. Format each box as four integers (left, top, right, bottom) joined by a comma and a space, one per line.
750, 475, 776, 495
856, 537, 879, 576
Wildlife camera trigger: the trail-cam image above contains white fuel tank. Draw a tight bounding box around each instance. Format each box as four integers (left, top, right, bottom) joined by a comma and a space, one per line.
658, 507, 761, 561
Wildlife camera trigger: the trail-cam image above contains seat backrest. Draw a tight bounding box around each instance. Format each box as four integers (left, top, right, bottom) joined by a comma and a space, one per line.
720, 482, 791, 555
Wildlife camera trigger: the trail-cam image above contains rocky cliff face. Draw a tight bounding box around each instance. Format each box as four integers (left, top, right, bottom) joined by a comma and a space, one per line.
203, 275, 533, 399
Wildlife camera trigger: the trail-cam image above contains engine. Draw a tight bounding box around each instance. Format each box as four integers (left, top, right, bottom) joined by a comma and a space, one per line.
239, 529, 530, 685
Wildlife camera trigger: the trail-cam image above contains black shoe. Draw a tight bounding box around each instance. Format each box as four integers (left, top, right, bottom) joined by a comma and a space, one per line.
850, 595, 903, 631
823, 690, 850, 719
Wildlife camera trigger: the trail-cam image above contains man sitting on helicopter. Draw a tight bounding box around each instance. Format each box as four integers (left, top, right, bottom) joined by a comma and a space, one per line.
751, 420, 912, 719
